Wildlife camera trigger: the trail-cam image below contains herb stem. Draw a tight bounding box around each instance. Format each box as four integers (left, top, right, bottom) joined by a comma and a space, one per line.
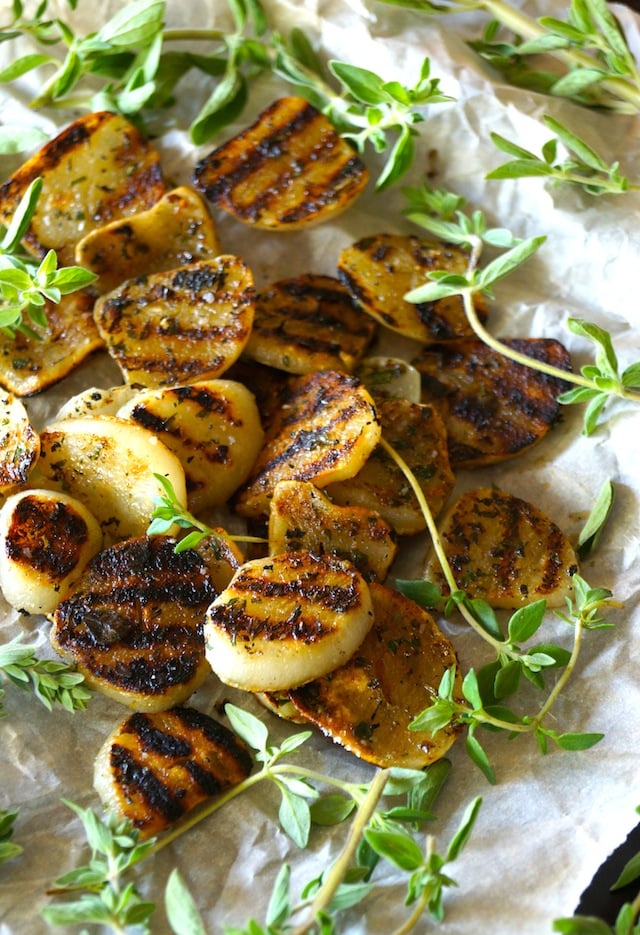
531, 611, 583, 727
290, 768, 391, 935
475, 0, 640, 112
141, 769, 265, 861
379, 435, 503, 650
459, 260, 640, 406
135, 758, 372, 864
389, 834, 436, 935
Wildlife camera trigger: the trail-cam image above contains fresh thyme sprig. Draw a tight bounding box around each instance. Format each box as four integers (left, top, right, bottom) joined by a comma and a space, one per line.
42, 705, 480, 934
41, 800, 156, 931
147, 472, 266, 553
401, 182, 640, 434
0, 177, 97, 336
375, 0, 640, 114
0, 634, 91, 714
382, 436, 620, 782
488, 115, 639, 196
1, 0, 452, 189
0, 809, 23, 865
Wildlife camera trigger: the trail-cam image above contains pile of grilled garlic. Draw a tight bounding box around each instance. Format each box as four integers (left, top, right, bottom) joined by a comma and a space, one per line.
0, 99, 578, 839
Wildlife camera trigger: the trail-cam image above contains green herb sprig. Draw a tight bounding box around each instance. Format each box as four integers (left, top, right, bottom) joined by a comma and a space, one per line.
0, 634, 91, 714
1, 0, 452, 189
0, 809, 22, 865
375, 0, 640, 114
401, 182, 640, 435
0, 177, 97, 336
381, 437, 620, 783
43, 706, 480, 934
488, 115, 639, 196
41, 800, 156, 931
147, 472, 266, 553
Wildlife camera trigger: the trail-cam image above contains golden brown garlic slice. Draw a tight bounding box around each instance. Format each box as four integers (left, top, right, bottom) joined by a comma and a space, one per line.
288, 582, 462, 769
193, 96, 369, 229
425, 487, 579, 609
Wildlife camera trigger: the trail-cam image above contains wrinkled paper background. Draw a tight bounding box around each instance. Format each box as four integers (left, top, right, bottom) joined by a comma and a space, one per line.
1, 0, 639, 932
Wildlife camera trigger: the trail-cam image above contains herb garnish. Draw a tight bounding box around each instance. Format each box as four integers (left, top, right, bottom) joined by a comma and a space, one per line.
400, 183, 640, 434
42, 707, 481, 934
1, 0, 452, 189
0, 809, 22, 865
0, 634, 91, 715
375, 0, 640, 114
0, 178, 96, 336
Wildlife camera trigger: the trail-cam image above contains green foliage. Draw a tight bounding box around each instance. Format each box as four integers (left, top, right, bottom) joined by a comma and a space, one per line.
148, 473, 266, 553
400, 181, 640, 434
488, 115, 636, 195
0, 809, 22, 865
406, 573, 618, 781
41, 800, 156, 930
0, 177, 97, 336
378, 0, 640, 114
0, 0, 453, 190
0, 634, 91, 715
41, 705, 472, 933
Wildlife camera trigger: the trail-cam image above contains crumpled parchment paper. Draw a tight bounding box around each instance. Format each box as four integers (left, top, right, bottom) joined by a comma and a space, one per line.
1, 0, 639, 932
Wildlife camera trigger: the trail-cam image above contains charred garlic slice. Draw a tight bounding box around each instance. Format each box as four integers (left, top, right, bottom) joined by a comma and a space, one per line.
425, 487, 579, 609
0, 489, 102, 615
204, 551, 374, 692
94, 706, 252, 839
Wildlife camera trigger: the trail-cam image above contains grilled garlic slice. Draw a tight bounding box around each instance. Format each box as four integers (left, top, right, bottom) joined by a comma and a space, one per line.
0, 489, 102, 615
36, 415, 187, 543
204, 550, 374, 692
0, 391, 40, 493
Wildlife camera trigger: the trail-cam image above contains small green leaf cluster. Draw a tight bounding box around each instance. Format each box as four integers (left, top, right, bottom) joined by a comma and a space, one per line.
226, 703, 319, 848
489, 115, 635, 196
294, 57, 453, 190
147, 473, 215, 552
401, 182, 546, 303
0, 809, 22, 865
0, 178, 97, 335
1, 0, 452, 189
147, 473, 266, 554
465, 0, 640, 113
41, 800, 156, 931
558, 320, 640, 435
399, 181, 640, 434
0, 634, 91, 714
402, 574, 617, 782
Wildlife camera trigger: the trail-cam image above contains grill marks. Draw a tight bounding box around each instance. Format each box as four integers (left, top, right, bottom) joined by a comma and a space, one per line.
337, 233, 488, 343
244, 274, 377, 375
0, 111, 165, 267
327, 397, 455, 536
5, 494, 91, 578
235, 370, 381, 520
204, 551, 374, 692
288, 582, 462, 769
425, 487, 579, 609
93, 257, 255, 389
94, 707, 252, 838
413, 337, 573, 466
193, 97, 369, 230
116, 379, 265, 514
51, 536, 216, 710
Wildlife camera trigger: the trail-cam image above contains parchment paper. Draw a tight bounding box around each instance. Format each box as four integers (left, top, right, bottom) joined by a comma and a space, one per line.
0, 1, 639, 933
